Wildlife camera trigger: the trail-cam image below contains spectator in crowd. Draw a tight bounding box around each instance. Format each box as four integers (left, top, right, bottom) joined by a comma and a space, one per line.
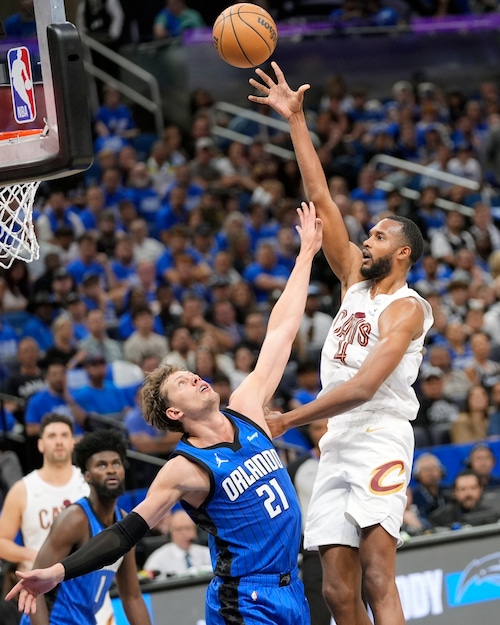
72, 354, 131, 425
488, 381, 500, 436
429, 209, 476, 270
79, 273, 117, 327
51, 268, 77, 309
442, 320, 473, 369
411, 452, 449, 520
129, 218, 164, 264
71, 185, 106, 231
21, 292, 57, 354
3, 0, 36, 37
143, 509, 211, 577
209, 299, 244, 352
413, 366, 460, 446
425, 343, 472, 406
127, 163, 161, 234
162, 325, 195, 369
65, 294, 89, 342
36, 189, 85, 244
469, 201, 500, 262
117, 287, 163, 341
465, 443, 500, 490
0, 305, 16, 368
298, 284, 334, 362
93, 86, 138, 154
1, 338, 46, 436
39, 315, 86, 370
464, 332, 500, 392
411, 254, 451, 297
123, 306, 169, 366
0, 261, 31, 316
24, 362, 87, 438
429, 469, 500, 528
188, 137, 221, 188
290, 360, 321, 410
155, 283, 181, 338
152, 0, 205, 39
441, 283, 467, 327
78, 309, 123, 363
66, 234, 108, 288
243, 241, 290, 305
450, 383, 491, 443
447, 142, 482, 184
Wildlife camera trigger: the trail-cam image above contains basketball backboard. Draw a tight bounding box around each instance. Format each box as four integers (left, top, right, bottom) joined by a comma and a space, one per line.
0, 0, 93, 185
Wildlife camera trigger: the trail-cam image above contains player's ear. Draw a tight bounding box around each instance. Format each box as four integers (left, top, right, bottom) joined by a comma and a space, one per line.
166, 406, 183, 422
398, 245, 411, 262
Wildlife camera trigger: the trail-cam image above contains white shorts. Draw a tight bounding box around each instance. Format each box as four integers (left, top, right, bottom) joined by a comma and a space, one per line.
303, 412, 414, 551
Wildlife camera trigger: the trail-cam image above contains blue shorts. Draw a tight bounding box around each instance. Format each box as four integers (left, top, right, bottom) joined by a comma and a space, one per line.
206, 567, 311, 624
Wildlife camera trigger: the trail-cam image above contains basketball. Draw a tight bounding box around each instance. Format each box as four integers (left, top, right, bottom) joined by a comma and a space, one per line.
212, 3, 278, 69
25, 79, 32, 91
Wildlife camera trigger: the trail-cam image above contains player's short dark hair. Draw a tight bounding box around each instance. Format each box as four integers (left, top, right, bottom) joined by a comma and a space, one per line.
74, 430, 128, 473
39, 413, 74, 436
385, 215, 424, 266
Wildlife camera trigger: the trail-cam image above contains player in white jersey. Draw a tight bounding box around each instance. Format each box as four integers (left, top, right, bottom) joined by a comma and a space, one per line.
249, 63, 433, 625
0, 413, 115, 625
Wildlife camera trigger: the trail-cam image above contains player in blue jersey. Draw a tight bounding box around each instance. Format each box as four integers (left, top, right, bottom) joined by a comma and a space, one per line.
7, 201, 323, 625
17, 430, 151, 625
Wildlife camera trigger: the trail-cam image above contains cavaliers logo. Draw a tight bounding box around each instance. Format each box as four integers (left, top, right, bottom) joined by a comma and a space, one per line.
369, 460, 405, 495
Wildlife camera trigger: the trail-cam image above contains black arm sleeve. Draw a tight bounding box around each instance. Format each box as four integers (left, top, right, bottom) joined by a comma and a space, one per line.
62, 511, 150, 581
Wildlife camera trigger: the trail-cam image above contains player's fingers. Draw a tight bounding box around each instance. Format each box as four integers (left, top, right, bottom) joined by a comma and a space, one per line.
5, 580, 22, 601
249, 77, 268, 93
255, 67, 275, 86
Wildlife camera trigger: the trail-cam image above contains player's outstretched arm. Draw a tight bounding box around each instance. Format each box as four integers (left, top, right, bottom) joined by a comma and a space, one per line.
230, 201, 322, 423
249, 61, 362, 287
266, 297, 425, 437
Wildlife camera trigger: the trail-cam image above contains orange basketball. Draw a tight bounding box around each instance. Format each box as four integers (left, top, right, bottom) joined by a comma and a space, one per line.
212, 3, 278, 69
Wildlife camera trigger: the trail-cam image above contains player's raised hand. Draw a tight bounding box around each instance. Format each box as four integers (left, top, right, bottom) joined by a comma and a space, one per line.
5, 564, 64, 614
296, 201, 323, 258
248, 61, 310, 121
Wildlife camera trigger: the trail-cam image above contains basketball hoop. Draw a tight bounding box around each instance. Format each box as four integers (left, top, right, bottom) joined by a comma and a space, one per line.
0, 129, 44, 269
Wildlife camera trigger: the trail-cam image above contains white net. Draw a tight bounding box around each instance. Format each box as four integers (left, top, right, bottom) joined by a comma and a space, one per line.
0, 181, 41, 269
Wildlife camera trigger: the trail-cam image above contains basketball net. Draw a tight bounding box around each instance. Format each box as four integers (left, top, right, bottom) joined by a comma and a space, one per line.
0, 181, 41, 269
0, 129, 43, 269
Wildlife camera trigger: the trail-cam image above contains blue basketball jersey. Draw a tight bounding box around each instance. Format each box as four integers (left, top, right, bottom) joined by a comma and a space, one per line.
172, 409, 302, 578
21, 498, 124, 625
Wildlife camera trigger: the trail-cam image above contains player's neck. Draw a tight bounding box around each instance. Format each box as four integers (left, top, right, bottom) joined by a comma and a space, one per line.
369, 275, 406, 299
38, 461, 74, 485
187, 411, 235, 447
89, 495, 117, 527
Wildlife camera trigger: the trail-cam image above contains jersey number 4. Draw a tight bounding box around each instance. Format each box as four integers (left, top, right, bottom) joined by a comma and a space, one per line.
256, 478, 290, 518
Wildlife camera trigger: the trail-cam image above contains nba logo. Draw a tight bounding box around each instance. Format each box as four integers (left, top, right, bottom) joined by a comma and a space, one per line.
7, 46, 37, 124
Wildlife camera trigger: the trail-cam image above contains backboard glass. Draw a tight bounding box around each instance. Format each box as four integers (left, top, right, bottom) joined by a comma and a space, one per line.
0, 0, 93, 185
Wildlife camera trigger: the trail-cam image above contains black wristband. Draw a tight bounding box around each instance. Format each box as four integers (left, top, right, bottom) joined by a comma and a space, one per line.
62, 511, 150, 580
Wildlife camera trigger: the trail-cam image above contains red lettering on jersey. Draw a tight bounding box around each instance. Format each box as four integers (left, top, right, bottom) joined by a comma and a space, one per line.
38, 506, 64, 530
332, 310, 371, 362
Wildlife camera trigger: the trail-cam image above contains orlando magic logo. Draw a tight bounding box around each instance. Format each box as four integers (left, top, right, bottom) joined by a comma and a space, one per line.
454, 552, 500, 602
7, 46, 36, 123
214, 452, 228, 468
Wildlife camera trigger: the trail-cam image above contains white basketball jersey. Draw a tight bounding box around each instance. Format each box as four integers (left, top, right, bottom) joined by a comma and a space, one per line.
320, 281, 433, 421
21, 467, 89, 554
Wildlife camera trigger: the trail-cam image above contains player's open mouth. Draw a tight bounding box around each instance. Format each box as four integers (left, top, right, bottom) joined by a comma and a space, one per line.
200, 384, 209, 393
